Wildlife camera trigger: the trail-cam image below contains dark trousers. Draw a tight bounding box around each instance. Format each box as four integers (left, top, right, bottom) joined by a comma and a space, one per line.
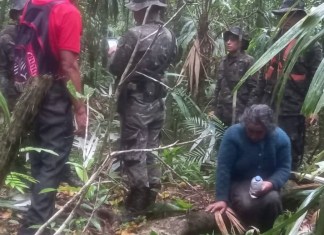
120, 96, 164, 190
230, 181, 282, 232
19, 81, 74, 235
278, 115, 305, 170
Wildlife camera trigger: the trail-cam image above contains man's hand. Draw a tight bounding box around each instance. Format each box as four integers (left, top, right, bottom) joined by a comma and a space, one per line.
307, 114, 318, 126
60, 50, 88, 137
254, 181, 273, 197
74, 105, 87, 137
205, 201, 227, 214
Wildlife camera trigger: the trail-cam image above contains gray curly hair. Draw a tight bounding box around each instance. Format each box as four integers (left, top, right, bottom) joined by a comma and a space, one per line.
239, 104, 276, 132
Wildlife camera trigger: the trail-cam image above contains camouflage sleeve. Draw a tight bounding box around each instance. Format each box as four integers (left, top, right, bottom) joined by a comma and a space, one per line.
246, 56, 259, 106
109, 30, 138, 78
0, 34, 15, 77
214, 58, 224, 110
305, 42, 323, 79
250, 66, 267, 105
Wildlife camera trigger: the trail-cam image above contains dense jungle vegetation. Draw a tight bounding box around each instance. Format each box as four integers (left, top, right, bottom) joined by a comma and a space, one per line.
0, 0, 324, 234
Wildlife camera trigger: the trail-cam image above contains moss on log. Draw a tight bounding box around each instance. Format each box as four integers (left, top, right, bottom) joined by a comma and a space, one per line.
0, 76, 53, 185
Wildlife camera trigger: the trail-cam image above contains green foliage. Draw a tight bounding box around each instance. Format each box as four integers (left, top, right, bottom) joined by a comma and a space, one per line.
234, 3, 324, 116
263, 186, 324, 235
20, 146, 58, 156
0, 91, 10, 124
39, 188, 57, 194
5, 172, 37, 194
161, 147, 215, 187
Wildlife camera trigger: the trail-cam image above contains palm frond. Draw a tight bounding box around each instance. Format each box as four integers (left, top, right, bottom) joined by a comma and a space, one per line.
170, 88, 202, 118
214, 208, 246, 235
302, 54, 324, 115
183, 116, 208, 133
234, 3, 324, 117
263, 186, 324, 235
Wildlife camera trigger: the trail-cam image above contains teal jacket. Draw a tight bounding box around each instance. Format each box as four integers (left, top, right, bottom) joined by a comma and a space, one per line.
216, 124, 291, 202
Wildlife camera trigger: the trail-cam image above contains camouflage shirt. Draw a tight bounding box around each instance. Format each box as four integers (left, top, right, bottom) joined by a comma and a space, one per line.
214, 51, 257, 126
0, 24, 18, 108
110, 20, 177, 80
254, 41, 323, 115
0, 24, 16, 80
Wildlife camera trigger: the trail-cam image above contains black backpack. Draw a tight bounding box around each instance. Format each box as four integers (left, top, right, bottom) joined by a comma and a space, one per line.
13, 0, 62, 92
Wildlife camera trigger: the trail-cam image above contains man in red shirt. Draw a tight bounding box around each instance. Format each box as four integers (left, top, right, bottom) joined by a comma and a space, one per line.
17, 0, 86, 234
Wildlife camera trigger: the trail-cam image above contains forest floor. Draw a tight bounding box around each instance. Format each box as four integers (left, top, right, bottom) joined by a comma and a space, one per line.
0, 122, 321, 235
0, 182, 214, 235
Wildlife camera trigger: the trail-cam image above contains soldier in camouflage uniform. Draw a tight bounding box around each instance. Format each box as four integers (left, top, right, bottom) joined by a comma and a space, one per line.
214, 27, 257, 126
0, 0, 26, 109
109, 0, 177, 213
254, 0, 323, 169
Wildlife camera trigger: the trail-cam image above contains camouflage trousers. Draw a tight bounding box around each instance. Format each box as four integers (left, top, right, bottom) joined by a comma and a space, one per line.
120, 96, 164, 190
278, 115, 305, 170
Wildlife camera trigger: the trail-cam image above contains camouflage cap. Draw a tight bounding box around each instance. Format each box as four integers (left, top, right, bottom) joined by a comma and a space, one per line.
10, 0, 27, 11
125, 0, 167, 12
272, 0, 306, 15
224, 27, 250, 50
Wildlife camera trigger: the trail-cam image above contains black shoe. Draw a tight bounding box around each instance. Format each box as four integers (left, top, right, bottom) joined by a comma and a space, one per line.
125, 187, 150, 213
62, 174, 83, 187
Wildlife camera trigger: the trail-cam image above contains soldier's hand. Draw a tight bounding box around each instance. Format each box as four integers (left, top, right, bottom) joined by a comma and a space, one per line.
74, 106, 87, 137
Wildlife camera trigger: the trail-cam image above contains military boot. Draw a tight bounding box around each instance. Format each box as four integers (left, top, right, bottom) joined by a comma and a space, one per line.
147, 184, 160, 207
125, 187, 150, 213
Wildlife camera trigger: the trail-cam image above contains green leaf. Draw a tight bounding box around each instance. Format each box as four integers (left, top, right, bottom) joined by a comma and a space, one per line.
302, 57, 324, 115
67, 162, 88, 182
0, 91, 10, 124
150, 231, 158, 235
66, 80, 85, 99
84, 84, 95, 98
263, 186, 324, 235
90, 217, 102, 231
20, 147, 59, 156
315, 194, 324, 234
234, 3, 324, 116
174, 198, 192, 210
39, 188, 57, 194
171, 91, 191, 118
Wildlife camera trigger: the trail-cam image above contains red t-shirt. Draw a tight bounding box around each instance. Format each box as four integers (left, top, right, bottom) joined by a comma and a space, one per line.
31, 0, 82, 59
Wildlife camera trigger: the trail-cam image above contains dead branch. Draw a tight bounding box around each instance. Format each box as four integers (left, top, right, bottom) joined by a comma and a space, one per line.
53, 190, 86, 235
35, 135, 212, 234
82, 177, 102, 233
135, 71, 172, 90
35, 157, 115, 235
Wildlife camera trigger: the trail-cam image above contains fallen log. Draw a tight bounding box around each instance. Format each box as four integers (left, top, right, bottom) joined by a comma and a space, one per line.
0, 76, 53, 185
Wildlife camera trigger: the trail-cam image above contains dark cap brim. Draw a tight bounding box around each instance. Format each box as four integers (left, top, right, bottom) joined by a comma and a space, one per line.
272, 8, 306, 15
125, 1, 167, 11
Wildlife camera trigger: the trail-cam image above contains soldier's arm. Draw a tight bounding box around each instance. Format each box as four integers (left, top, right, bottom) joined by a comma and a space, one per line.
246, 57, 259, 106
251, 66, 267, 104
306, 42, 323, 79
213, 59, 225, 112
0, 35, 15, 75
109, 30, 138, 78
